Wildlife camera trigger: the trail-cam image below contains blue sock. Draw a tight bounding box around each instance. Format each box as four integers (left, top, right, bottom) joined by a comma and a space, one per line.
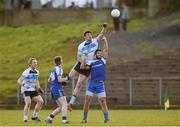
104, 112, 109, 120
83, 112, 88, 120
62, 116, 67, 120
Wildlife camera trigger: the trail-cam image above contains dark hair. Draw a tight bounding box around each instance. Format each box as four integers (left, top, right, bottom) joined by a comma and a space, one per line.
84, 31, 91, 37
54, 56, 62, 65
95, 49, 102, 55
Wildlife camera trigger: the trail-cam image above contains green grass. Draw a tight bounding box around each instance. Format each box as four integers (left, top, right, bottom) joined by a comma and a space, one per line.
0, 109, 180, 126
0, 22, 110, 97
0, 15, 172, 98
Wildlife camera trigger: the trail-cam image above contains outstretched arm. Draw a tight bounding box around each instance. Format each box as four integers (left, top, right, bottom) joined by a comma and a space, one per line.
97, 23, 108, 41
102, 36, 109, 59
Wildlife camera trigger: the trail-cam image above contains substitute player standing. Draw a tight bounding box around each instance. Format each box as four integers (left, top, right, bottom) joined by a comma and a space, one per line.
68, 23, 107, 108
45, 56, 69, 124
82, 36, 109, 123
17, 58, 44, 122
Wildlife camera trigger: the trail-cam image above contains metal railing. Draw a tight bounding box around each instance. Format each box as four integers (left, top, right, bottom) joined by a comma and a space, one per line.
1, 76, 180, 107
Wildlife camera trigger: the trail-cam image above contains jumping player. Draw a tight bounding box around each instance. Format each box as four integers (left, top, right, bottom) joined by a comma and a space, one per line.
68, 23, 107, 108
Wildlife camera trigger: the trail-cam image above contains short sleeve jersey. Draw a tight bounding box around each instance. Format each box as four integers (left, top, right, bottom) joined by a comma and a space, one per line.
78, 37, 99, 63
21, 67, 39, 93
49, 65, 64, 90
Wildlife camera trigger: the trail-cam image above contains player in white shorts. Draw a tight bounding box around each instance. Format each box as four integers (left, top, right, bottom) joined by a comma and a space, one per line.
17, 58, 44, 122
68, 23, 108, 109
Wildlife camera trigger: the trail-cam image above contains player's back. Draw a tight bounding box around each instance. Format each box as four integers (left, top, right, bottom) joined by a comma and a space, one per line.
50, 66, 63, 90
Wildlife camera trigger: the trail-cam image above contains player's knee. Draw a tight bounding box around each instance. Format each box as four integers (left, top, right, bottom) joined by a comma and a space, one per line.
85, 98, 91, 105
100, 98, 106, 105
62, 102, 68, 109
25, 102, 31, 108
40, 99, 44, 105
76, 82, 83, 89
37, 98, 44, 105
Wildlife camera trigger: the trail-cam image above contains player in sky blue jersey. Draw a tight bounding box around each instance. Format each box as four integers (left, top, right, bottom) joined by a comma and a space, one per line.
45, 56, 69, 124
17, 58, 44, 122
82, 36, 109, 123
68, 23, 108, 109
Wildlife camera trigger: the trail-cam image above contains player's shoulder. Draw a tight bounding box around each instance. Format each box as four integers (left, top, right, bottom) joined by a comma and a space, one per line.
101, 58, 106, 64
34, 69, 39, 74
78, 41, 86, 47
23, 67, 30, 73
22, 68, 30, 77
55, 65, 63, 71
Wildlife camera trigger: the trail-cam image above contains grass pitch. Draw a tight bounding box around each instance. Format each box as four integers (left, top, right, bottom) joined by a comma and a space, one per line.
0, 109, 180, 126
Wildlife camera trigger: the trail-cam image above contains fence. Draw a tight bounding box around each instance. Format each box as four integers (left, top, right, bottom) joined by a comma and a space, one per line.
13, 76, 180, 108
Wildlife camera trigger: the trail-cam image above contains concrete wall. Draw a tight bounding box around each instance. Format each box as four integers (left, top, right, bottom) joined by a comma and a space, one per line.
0, 9, 111, 26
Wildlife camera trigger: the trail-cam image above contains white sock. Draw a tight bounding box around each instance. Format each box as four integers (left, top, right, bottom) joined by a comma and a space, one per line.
33, 111, 38, 118
23, 115, 28, 121
48, 116, 53, 121
69, 95, 76, 105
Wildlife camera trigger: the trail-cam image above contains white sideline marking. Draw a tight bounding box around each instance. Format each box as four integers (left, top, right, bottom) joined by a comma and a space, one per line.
0, 125, 180, 127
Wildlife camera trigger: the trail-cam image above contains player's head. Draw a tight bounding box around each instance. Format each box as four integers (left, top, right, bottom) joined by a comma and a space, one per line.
122, 2, 127, 7
54, 56, 63, 65
84, 31, 92, 42
95, 49, 103, 59
28, 58, 37, 69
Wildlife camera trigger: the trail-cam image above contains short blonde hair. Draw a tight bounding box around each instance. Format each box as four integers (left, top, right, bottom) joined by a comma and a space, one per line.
28, 58, 37, 66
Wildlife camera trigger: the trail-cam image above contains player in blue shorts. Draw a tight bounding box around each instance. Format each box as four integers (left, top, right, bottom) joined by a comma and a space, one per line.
68, 23, 107, 109
82, 36, 109, 123
45, 56, 69, 124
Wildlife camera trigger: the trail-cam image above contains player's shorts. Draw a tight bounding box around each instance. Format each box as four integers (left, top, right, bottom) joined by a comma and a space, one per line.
86, 80, 106, 98
73, 61, 90, 77
51, 88, 65, 100
22, 91, 39, 98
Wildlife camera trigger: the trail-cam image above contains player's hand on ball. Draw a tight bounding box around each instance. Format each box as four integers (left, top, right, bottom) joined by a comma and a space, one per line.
80, 62, 85, 69
84, 65, 90, 70
103, 23, 107, 28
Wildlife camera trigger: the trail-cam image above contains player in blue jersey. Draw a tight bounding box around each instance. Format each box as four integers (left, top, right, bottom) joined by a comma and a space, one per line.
81, 36, 109, 123
68, 23, 107, 109
17, 58, 44, 122
45, 56, 69, 124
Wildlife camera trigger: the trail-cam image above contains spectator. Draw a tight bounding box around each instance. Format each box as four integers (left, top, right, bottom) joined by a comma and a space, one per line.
112, 3, 120, 33
121, 2, 129, 31
68, 1, 76, 8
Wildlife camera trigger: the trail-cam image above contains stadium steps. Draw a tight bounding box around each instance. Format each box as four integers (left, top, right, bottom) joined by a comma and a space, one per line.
105, 49, 180, 107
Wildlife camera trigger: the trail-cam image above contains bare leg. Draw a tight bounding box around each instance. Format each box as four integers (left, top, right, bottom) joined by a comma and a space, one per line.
23, 96, 31, 121
58, 96, 68, 123
32, 95, 44, 119
68, 68, 79, 78
99, 97, 109, 122
69, 74, 87, 105
45, 101, 61, 123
